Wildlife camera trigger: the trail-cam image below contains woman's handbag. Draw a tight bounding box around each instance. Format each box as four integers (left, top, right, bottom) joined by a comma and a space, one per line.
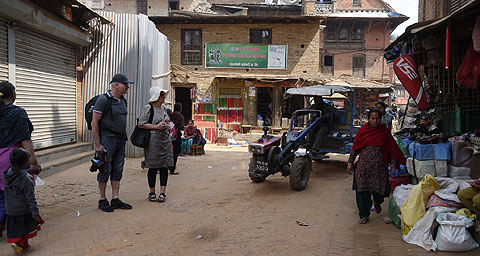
131, 104, 154, 148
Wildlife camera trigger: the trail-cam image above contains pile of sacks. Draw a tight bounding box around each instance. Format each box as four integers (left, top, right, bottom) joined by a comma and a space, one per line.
388, 174, 479, 251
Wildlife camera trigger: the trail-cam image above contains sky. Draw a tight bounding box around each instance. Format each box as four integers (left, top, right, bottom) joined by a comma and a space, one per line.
384, 0, 419, 36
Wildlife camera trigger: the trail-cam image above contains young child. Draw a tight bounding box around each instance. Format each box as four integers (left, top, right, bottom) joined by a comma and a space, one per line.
3, 148, 44, 255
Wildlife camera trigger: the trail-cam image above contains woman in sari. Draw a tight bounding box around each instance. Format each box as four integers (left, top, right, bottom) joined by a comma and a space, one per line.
0, 81, 41, 235
347, 109, 406, 224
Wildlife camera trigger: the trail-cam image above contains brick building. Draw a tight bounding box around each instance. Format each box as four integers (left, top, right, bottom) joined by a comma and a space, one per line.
418, 0, 470, 22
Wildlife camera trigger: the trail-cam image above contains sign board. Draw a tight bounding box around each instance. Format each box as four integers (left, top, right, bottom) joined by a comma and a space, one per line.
205, 43, 287, 69
393, 56, 428, 110
396, 98, 408, 104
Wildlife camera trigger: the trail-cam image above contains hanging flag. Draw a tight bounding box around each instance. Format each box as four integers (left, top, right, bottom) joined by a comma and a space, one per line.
394, 55, 429, 110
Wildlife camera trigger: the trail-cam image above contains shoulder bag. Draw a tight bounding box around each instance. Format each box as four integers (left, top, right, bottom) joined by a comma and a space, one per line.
131, 103, 154, 148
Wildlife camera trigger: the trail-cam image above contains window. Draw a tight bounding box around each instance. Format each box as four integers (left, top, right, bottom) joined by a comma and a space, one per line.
250, 29, 272, 44
91, 0, 104, 9
352, 55, 366, 77
322, 55, 334, 75
181, 29, 202, 65
137, 0, 147, 14
169, 0, 179, 10
325, 27, 336, 41
351, 26, 364, 41
325, 24, 364, 42
339, 28, 349, 41
353, 0, 361, 7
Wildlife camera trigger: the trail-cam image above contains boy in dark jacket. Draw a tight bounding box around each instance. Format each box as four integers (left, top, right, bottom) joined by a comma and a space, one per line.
4, 148, 43, 255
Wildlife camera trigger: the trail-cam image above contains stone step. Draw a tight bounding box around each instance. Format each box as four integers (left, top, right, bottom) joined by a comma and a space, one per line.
36, 142, 92, 164
39, 151, 93, 178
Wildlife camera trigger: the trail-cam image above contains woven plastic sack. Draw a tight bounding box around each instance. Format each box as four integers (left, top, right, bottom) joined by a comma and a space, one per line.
435, 213, 479, 251
401, 174, 440, 235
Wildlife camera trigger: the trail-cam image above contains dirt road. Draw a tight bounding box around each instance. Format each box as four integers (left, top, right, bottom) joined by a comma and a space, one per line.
0, 145, 478, 255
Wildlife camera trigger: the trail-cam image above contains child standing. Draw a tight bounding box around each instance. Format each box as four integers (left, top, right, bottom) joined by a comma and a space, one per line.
3, 148, 43, 255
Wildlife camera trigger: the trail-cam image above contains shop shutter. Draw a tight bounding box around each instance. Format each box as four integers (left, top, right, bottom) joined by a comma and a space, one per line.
15, 25, 77, 149
0, 17, 8, 82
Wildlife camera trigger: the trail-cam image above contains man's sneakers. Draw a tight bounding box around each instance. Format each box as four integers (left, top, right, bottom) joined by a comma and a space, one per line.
110, 198, 133, 210
98, 198, 133, 212
98, 199, 114, 212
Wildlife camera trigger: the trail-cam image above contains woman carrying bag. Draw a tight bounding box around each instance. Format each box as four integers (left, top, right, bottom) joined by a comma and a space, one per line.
137, 87, 173, 203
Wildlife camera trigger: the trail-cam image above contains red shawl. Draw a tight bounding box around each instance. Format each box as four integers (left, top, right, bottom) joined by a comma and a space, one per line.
353, 123, 406, 166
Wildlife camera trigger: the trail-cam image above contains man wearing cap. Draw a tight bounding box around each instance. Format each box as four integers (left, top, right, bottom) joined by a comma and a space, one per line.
91, 74, 133, 212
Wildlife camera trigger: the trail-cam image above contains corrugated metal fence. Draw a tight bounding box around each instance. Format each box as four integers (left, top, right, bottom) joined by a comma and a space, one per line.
80, 12, 171, 157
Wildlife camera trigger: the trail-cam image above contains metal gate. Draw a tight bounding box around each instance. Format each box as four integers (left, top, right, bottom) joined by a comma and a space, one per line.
14, 25, 77, 149
0, 17, 7, 82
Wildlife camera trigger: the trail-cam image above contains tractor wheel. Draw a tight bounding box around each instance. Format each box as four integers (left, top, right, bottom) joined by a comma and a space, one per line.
289, 156, 312, 191
249, 155, 266, 183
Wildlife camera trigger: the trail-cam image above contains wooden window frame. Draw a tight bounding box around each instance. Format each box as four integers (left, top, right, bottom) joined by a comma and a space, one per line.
322, 55, 334, 75
352, 54, 366, 78
169, 0, 179, 10
250, 29, 272, 44
137, 0, 148, 15
181, 29, 202, 65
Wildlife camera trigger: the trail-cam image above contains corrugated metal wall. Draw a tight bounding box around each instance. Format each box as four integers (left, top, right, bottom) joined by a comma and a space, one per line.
15, 25, 77, 149
80, 12, 171, 157
0, 17, 7, 82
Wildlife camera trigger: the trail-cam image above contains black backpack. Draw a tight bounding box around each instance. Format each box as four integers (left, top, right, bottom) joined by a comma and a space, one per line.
85, 93, 127, 130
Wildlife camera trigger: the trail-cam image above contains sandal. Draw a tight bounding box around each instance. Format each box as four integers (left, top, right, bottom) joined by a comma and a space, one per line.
170, 172, 180, 175
358, 218, 369, 224
374, 202, 382, 214
158, 193, 166, 203
148, 192, 156, 202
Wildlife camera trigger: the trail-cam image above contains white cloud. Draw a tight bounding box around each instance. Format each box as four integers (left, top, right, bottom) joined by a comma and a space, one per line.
384, 0, 419, 36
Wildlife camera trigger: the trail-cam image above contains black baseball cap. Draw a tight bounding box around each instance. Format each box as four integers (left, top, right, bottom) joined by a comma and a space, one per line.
110, 74, 133, 84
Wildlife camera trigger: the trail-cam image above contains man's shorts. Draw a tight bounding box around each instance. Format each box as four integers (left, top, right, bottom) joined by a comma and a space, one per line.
97, 135, 126, 183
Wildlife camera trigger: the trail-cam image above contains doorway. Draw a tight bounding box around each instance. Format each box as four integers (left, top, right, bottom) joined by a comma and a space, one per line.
257, 87, 273, 126
175, 87, 192, 123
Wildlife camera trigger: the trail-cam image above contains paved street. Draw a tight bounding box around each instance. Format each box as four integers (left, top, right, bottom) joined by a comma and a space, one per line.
0, 145, 479, 256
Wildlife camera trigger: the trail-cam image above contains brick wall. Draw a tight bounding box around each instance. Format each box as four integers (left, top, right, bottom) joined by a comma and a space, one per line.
84, 0, 169, 16
334, 0, 390, 10
157, 21, 321, 76
320, 21, 390, 80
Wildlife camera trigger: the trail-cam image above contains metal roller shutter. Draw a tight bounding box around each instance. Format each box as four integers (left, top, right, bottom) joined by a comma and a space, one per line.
0, 17, 7, 82
15, 25, 77, 149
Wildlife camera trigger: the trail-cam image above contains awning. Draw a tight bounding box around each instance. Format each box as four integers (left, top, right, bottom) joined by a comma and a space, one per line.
286, 85, 354, 97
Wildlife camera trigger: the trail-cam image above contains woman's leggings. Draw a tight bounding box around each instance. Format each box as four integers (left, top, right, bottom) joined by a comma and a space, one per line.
148, 168, 168, 188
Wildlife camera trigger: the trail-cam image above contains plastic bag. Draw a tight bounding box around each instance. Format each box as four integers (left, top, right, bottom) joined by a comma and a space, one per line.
456, 45, 480, 90
403, 207, 456, 251
393, 184, 412, 207
426, 195, 463, 208
456, 208, 477, 220
401, 174, 440, 235
435, 213, 479, 251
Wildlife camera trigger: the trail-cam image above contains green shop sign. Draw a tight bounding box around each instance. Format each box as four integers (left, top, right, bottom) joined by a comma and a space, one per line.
205, 43, 287, 69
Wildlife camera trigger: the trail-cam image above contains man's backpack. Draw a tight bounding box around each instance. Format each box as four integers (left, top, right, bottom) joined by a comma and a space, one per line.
85, 93, 127, 130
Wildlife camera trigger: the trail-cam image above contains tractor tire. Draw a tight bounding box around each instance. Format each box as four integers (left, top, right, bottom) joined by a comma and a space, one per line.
289, 156, 312, 191
249, 155, 266, 183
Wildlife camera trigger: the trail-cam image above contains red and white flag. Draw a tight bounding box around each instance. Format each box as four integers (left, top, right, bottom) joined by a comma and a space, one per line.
394, 55, 429, 110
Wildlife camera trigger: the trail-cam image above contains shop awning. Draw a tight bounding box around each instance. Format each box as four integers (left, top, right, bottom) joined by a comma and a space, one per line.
286, 85, 353, 97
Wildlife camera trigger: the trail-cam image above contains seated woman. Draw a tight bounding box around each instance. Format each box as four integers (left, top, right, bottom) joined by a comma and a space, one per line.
180, 120, 196, 155
458, 179, 480, 232
192, 129, 206, 153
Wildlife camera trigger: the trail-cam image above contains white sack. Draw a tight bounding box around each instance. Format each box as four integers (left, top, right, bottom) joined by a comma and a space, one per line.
435, 213, 479, 251
403, 207, 456, 251
393, 184, 413, 207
